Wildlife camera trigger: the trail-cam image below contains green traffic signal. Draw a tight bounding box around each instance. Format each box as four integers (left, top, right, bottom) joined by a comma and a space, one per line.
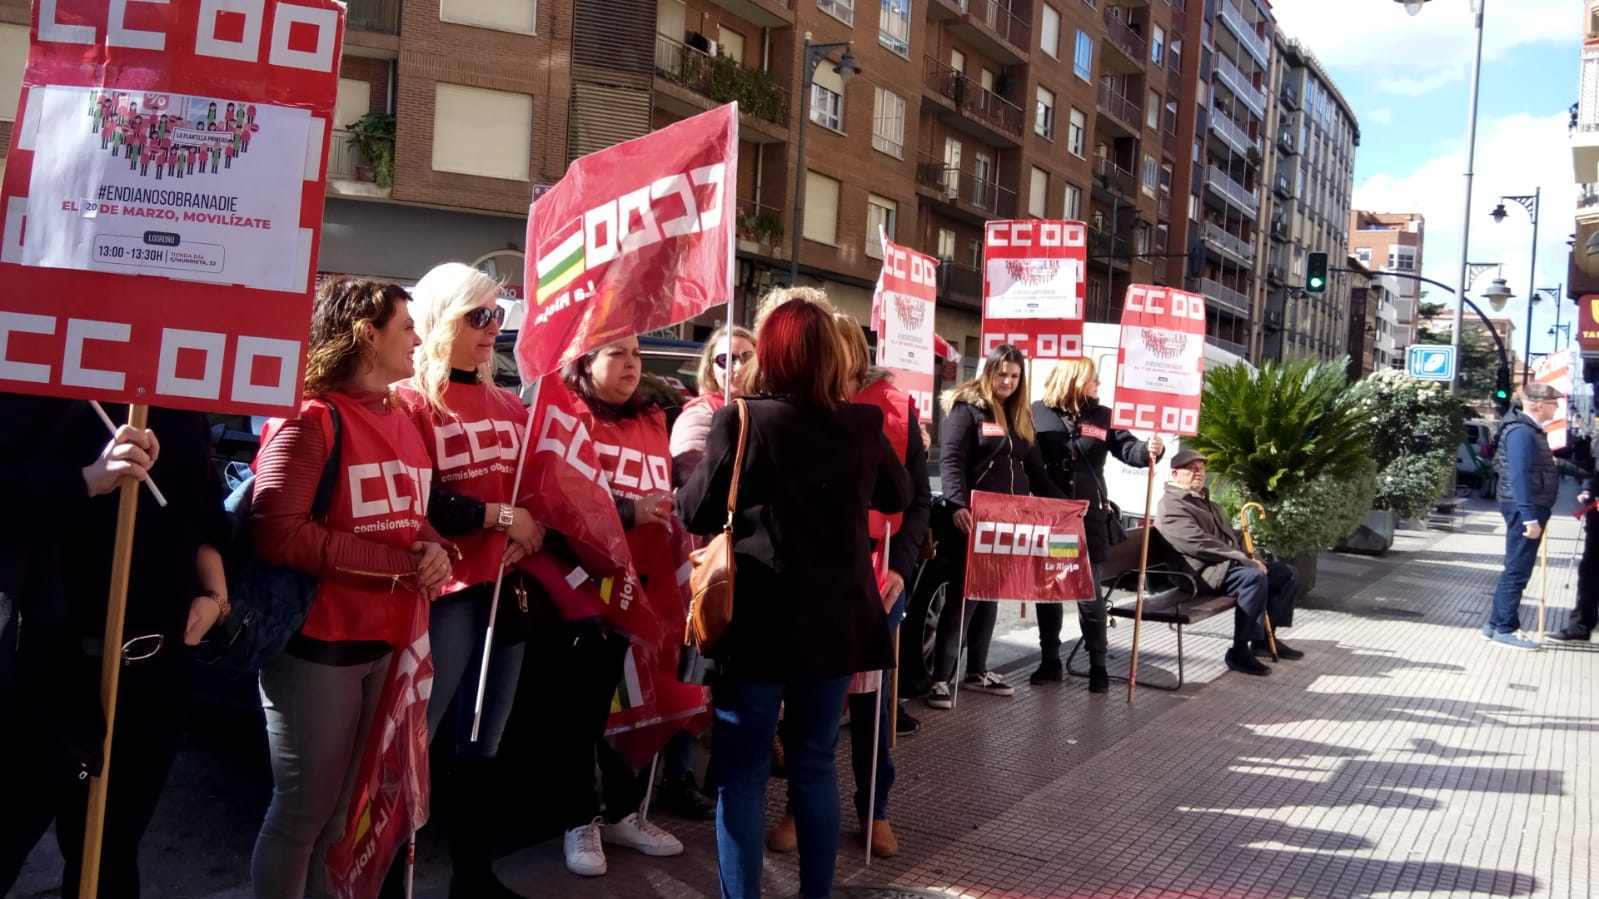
1307, 252, 1328, 294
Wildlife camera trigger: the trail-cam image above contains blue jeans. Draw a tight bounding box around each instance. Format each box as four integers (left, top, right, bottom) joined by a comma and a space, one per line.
1489, 503, 1552, 634
714, 676, 851, 899
427, 584, 525, 757
1218, 560, 1299, 648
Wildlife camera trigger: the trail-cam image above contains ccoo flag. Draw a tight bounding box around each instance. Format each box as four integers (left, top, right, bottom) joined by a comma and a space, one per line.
517, 103, 738, 379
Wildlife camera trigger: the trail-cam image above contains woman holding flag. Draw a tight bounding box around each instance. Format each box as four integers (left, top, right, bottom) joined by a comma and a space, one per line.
1029, 358, 1162, 692
249, 278, 452, 899
389, 263, 543, 898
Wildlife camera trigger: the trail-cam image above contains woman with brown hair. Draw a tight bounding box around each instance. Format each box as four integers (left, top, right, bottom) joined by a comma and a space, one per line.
926, 344, 1062, 710
249, 278, 454, 898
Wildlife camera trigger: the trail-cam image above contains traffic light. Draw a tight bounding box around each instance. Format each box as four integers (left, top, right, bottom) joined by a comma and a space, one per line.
1494, 365, 1511, 409
1307, 252, 1328, 293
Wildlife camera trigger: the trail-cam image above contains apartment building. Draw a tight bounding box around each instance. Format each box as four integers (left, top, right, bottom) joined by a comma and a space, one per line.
1257, 33, 1357, 363
1349, 211, 1426, 363
1344, 256, 1399, 379
1571, 0, 1599, 387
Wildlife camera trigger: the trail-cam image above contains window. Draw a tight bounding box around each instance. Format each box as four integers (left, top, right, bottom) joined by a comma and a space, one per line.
0, 23, 26, 122
1063, 184, 1082, 221
811, 63, 845, 131
334, 78, 372, 134
432, 83, 532, 180
1074, 30, 1093, 81
1029, 167, 1049, 218
1134, 224, 1149, 255
937, 227, 957, 260
951, 48, 966, 74
717, 26, 746, 64
1355, 247, 1372, 265
818, 0, 853, 26
1151, 24, 1165, 65
1388, 249, 1416, 271
440, 0, 536, 34
1041, 4, 1061, 59
1068, 108, 1086, 157
872, 88, 906, 158
1141, 154, 1157, 196
1146, 89, 1160, 130
803, 171, 840, 245
879, 0, 910, 57
1035, 86, 1055, 138
866, 194, 897, 258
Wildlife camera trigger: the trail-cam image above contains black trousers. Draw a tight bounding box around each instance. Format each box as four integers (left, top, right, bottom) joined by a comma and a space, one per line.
1035, 561, 1107, 666
931, 551, 995, 682
0, 645, 191, 899
1568, 508, 1599, 635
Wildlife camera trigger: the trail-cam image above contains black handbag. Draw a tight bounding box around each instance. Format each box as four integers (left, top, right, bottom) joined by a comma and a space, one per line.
1091, 467, 1129, 546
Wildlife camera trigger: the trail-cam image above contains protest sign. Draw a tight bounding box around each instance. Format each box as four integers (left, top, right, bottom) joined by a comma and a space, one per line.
980, 220, 1087, 361
1112, 284, 1206, 436
963, 491, 1094, 603
870, 228, 938, 420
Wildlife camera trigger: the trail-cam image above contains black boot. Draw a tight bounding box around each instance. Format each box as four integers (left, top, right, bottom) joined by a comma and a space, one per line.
1088, 665, 1109, 694
1029, 656, 1063, 684
449, 757, 528, 899
658, 771, 716, 820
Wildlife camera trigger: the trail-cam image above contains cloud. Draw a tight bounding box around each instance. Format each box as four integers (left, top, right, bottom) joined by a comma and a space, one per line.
1366, 108, 1394, 125
1351, 110, 1576, 356
1272, 0, 1574, 97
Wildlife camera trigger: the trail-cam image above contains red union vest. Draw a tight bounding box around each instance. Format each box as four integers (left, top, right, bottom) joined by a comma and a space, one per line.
855, 378, 913, 540
397, 380, 527, 594
295, 393, 434, 646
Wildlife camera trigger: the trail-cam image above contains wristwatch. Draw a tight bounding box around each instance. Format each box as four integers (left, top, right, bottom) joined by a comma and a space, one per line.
495, 503, 515, 532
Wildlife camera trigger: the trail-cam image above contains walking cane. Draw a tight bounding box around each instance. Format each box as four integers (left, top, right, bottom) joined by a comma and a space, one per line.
1539, 528, 1550, 641
1239, 502, 1278, 660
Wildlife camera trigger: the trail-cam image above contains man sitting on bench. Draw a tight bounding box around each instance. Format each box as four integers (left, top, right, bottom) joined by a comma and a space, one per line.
1156, 448, 1303, 677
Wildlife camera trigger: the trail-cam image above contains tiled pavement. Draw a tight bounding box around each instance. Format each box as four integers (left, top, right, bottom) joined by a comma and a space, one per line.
13, 491, 1597, 898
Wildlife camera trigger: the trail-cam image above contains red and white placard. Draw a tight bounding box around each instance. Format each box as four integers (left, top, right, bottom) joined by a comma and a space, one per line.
1112, 284, 1206, 436
980, 219, 1087, 361
0, 0, 346, 417
870, 227, 937, 421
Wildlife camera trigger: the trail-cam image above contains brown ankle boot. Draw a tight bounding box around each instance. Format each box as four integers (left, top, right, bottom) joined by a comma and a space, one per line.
766, 813, 797, 852
859, 819, 899, 857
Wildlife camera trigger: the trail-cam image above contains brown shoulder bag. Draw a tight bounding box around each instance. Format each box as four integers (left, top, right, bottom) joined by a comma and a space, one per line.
685, 398, 749, 653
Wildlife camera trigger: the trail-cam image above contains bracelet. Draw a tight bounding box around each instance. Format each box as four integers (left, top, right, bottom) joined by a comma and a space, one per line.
201, 589, 230, 621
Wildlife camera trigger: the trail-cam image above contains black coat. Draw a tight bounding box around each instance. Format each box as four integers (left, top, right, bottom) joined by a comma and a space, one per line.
677, 397, 912, 683
1032, 399, 1152, 561
938, 394, 1062, 509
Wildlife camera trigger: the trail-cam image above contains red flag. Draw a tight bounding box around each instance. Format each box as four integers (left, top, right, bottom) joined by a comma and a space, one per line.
325, 614, 433, 898
517, 104, 737, 379
1112, 285, 1206, 436
962, 492, 1094, 603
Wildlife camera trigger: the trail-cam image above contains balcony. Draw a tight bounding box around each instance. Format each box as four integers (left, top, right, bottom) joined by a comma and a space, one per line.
1269, 215, 1288, 242
942, 0, 1031, 66
1102, 8, 1148, 72
655, 35, 790, 139
915, 152, 1018, 222
1206, 165, 1259, 216
1206, 334, 1250, 359
1279, 82, 1301, 110
1212, 53, 1265, 119
1272, 171, 1292, 200
1087, 227, 1135, 269
325, 129, 392, 198
1157, 193, 1171, 220
735, 197, 786, 253
1201, 277, 1253, 315
938, 261, 984, 310
1096, 81, 1143, 135
1276, 128, 1297, 155
1218, 0, 1270, 67
922, 56, 1025, 146
1203, 222, 1255, 265
1574, 45, 1599, 181
704, 0, 792, 28
1209, 110, 1257, 156
1266, 264, 1284, 287
1092, 155, 1138, 199
347, 0, 399, 33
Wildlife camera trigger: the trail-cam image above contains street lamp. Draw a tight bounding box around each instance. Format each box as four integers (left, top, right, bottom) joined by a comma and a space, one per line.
1394, 0, 1487, 397
1491, 189, 1541, 383
789, 35, 861, 284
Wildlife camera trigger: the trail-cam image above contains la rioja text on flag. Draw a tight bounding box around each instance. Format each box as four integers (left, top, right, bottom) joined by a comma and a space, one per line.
1113, 285, 1206, 436
980, 220, 1087, 360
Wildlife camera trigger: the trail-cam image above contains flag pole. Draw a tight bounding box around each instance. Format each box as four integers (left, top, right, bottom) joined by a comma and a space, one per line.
471, 378, 542, 742
79, 404, 149, 899
865, 523, 890, 864
1125, 457, 1158, 705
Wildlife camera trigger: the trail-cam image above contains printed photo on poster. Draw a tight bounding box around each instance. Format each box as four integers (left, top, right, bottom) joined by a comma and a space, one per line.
1118, 323, 1203, 397
23, 87, 311, 292
984, 256, 1081, 320
880, 288, 935, 372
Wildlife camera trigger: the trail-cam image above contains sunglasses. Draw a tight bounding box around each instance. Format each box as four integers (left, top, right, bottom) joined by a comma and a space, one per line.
715, 351, 755, 370
464, 306, 506, 331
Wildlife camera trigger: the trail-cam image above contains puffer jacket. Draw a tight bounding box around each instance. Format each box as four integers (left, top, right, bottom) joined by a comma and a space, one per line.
939, 384, 1063, 508
1032, 398, 1152, 562
1494, 407, 1559, 515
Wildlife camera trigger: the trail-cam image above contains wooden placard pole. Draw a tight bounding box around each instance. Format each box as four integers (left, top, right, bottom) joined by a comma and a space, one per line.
78, 403, 148, 899
1125, 460, 1158, 704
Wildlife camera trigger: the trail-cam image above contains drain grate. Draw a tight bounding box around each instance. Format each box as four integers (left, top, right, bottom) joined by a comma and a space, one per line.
842, 888, 964, 899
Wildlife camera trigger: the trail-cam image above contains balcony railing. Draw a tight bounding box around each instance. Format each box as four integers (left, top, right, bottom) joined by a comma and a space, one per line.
1218, 0, 1269, 66
1277, 127, 1296, 154
922, 56, 1024, 138
1279, 83, 1300, 109
916, 152, 1018, 216
1103, 8, 1147, 64
939, 261, 984, 304
1273, 171, 1292, 199
970, 0, 1031, 52
1213, 53, 1265, 117
1093, 155, 1138, 197
1096, 81, 1142, 133
327, 129, 363, 180
1270, 216, 1288, 240
1206, 334, 1249, 359
1201, 277, 1253, 314
1087, 226, 1135, 260
1206, 165, 1259, 214
1209, 110, 1256, 156
1579, 46, 1599, 131
655, 34, 790, 126
347, 0, 400, 33
735, 197, 785, 246
1203, 222, 1255, 263
1157, 193, 1171, 219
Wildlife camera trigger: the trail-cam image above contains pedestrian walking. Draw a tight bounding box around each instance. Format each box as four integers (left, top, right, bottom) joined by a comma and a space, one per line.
1485, 383, 1564, 650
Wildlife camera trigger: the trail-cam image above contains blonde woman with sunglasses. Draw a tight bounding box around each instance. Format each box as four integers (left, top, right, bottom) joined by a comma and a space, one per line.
670, 324, 756, 487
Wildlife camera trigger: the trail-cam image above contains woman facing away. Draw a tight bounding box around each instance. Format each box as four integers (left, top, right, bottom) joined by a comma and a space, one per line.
1029, 357, 1162, 692
677, 295, 912, 899
926, 344, 1064, 710
248, 278, 453, 898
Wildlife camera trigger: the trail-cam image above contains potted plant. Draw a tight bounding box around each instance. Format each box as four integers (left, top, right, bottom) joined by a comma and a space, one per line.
345, 112, 396, 188
1189, 357, 1376, 595
1337, 369, 1464, 553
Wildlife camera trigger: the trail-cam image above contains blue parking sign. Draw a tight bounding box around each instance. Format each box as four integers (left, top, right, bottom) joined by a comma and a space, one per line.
1406, 345, 1456, 381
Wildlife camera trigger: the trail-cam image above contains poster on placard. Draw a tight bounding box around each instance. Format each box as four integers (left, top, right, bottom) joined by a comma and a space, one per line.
0, 0, 345, 417
1533, 349, 1574, 450
870, 228, 937, 421
1112, 285, 1206, 436
979, 220, 1087, 361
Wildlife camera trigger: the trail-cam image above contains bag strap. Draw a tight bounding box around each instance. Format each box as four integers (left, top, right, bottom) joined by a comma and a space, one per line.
723, 398, 750, 532
309, 400, 344, 520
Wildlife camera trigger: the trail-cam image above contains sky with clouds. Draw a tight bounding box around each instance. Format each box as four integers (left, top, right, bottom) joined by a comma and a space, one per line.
1271, 0, 1581, 365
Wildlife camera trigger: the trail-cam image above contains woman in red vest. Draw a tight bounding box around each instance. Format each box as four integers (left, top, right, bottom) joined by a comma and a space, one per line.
393, 263, 543, 898
541, 336, 685, 877
249, 279, 453, 899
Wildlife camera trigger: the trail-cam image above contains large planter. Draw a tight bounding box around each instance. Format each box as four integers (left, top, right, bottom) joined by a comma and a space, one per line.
1290, 553, 1318, 608
1335, 508, 1399, 556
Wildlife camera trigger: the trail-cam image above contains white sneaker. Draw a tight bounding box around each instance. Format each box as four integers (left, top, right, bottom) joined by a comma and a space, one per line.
563, 818, 607, 876
962, 671, 1016, 697
603, 811, 685, 857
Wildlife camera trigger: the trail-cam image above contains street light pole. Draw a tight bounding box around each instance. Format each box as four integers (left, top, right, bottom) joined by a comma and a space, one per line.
788, 36, 859, 285
1492, 188, 1541, 383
